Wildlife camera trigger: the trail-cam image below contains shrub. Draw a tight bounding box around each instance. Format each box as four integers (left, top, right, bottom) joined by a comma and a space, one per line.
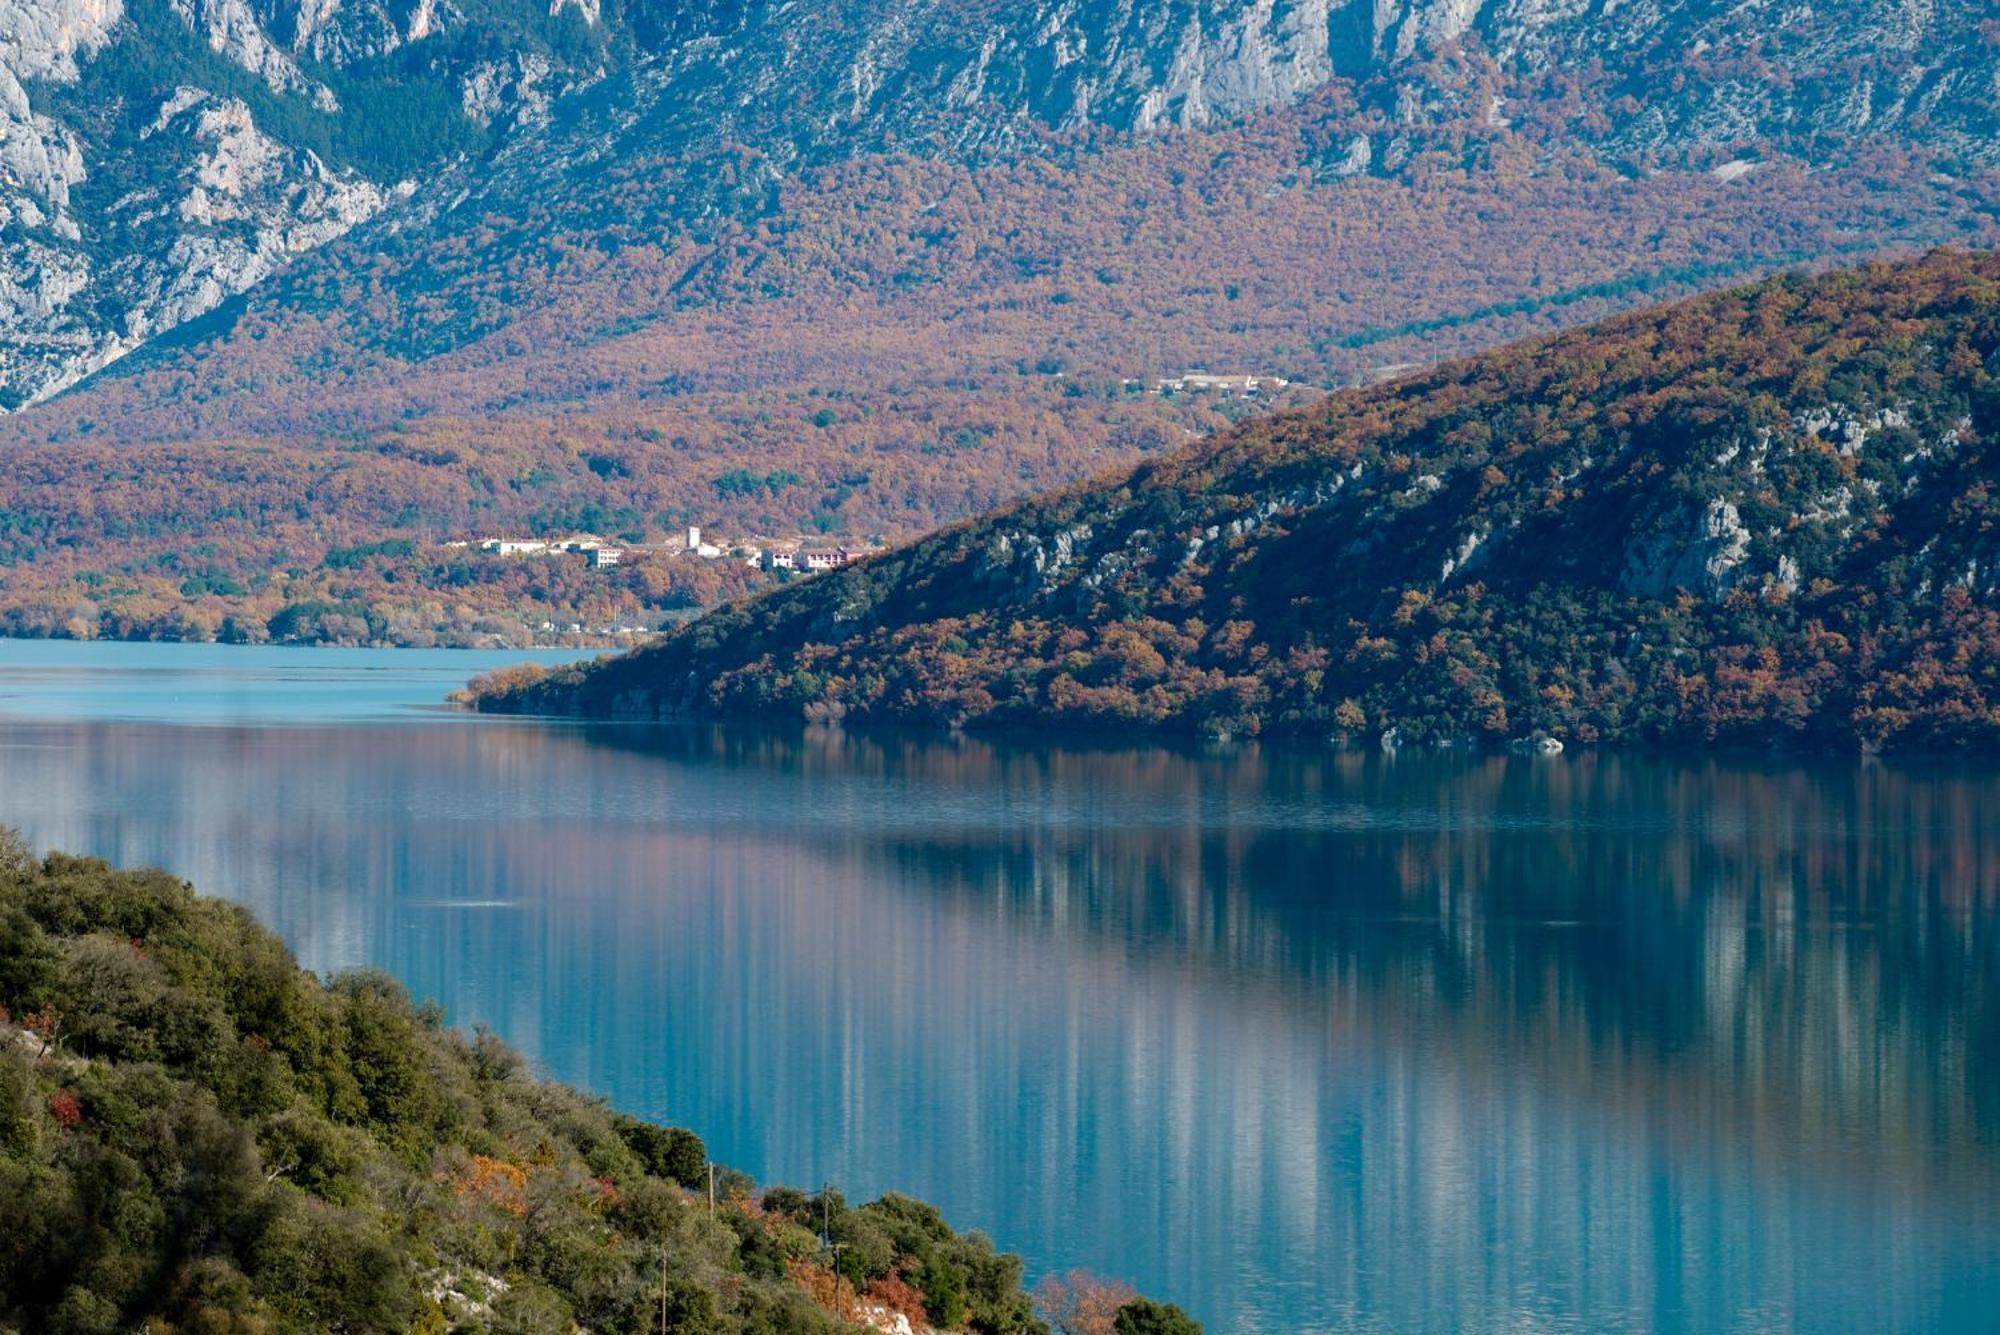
616, 1116, 708, 1186
1114, 1298, 1203, 1335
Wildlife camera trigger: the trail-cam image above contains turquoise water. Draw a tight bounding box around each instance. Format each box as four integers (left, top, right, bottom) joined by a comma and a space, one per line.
0, 639, 603, 723
1, 640, 1997, 1331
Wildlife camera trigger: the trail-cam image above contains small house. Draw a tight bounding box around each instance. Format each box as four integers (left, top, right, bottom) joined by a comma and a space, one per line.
800, 548, 849, 573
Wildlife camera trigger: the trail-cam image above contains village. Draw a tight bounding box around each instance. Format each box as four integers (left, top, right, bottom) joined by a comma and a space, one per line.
1129, 371, 1293, 397
444, 525, 887, 575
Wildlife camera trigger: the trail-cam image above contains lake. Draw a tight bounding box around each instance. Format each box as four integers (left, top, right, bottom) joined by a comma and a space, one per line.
1, 639, 1997, 1332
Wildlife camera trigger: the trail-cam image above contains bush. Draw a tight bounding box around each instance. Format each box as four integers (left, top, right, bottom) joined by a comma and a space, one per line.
1114, 1298, 1203, 1335
249, 1200, 411, 1331
616, 1116, 708, 1186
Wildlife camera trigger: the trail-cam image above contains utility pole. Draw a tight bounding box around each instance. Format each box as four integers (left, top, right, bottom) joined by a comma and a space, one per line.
707, 1161, 715, 1214
822, 1182, 841, 1317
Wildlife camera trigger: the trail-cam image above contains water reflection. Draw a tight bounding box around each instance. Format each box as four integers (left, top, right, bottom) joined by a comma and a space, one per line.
3, 718, 1997, 1331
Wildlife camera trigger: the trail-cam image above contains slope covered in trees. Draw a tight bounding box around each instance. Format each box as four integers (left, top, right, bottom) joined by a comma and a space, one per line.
0, 833, 1173, 1332
0, 136, 1988, 646
475, 249, 2000, 754
2, 0, 1996, 646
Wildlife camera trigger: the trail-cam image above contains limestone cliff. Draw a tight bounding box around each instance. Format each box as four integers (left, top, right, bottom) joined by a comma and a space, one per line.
0, 0, 605, 409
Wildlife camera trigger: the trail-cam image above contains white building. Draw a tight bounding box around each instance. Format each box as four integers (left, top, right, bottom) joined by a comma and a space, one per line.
800, 547, 850, 573
1154, 372, 1291, 397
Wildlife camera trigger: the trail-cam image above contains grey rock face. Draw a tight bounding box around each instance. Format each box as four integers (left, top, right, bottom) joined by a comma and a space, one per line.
138, 93, 397, 322
461, 52, 556, 129
255, 0, 447, 65
0, 0, 120, 225
0, 76, 395, 407
0, 0, 596, 409
171, 0, 337, 108
1, 0, 127, 403
0, 0, 123, 82
1623, 498, 1751, 598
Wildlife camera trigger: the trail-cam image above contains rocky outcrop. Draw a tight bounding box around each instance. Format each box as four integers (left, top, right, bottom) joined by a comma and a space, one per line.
460, 52, 556, 129
171, 0, 338, 109
0, 0, 129, 404
0, 78, 396, 407
0, 0, 119, 227
0, 0, 606, 409
264, 0, 449, 65
1622, 498, 1752, 598
0, 0, 122, 82
143, 93, 398, 322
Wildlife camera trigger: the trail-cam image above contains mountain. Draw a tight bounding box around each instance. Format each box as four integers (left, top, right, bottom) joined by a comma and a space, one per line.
0, 833, 1119, 1332
472, 249, 2000, 755
19, 0, 2000, 413
0, 0, 1996, 646
0, 0, 647, 410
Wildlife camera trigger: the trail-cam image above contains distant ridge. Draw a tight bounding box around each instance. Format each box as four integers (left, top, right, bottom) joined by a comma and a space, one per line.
477, 249, 2000, 754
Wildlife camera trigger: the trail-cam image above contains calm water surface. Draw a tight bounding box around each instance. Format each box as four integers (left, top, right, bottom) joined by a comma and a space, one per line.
2, 640, 1998, 1332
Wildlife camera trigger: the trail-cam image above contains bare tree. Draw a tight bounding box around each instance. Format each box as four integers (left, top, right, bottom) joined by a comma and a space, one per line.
1033, 1269, 1139, 1335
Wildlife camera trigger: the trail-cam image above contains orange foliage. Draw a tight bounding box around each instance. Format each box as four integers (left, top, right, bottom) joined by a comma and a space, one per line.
1033, 1269, 1139, 1335
863, 1272, 930, 1325
0, 107, 1987, 646
453, 1155, 530, 1217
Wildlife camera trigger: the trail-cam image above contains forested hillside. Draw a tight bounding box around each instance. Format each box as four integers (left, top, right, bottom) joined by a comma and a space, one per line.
0, 1, 1995, 644
475, 250, 2000, 755
0, 831, 1190, 1332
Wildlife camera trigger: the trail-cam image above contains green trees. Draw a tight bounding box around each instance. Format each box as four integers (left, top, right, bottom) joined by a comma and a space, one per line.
1113, 1298, 1203, 1334
0, 837, 1095, 1333
251, 1200, 412, 1331
753, 1188, 1046, 1333
616, 1114, 709, 1185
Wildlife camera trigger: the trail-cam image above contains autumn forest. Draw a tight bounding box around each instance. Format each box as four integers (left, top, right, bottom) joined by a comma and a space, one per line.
4, 83, 1994, 646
